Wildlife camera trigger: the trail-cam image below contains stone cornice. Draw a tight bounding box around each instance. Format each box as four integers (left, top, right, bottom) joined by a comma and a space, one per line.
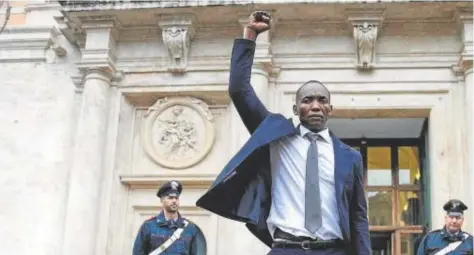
58, 0, 473, 11
115, 51, 460, 74
119, 174, 216, 189
25, 2, 61, 12
0, 26, 67, 62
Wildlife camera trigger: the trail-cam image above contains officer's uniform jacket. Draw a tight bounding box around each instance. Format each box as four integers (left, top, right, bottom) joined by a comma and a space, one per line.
417, 228, 473, 255
133, 211, 206, 255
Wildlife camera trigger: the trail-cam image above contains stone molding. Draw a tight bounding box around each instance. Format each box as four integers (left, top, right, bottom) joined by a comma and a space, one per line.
347, 8, 385, 70
59, 0, 462, 11
120, 173, 216, 189
455, 7, 473, 75
0, 26, 67, 62
141, 96, 215, 169
156, 14, 196, 73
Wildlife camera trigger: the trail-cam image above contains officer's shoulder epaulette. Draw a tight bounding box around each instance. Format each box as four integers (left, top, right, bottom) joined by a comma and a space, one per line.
427, 229, 442, 234
145, 216, 157, 222
462, 231, 473, 238
182, 217, 194, 225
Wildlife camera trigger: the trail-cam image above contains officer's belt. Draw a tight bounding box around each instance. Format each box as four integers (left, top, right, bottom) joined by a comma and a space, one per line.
149, 220, 189, 255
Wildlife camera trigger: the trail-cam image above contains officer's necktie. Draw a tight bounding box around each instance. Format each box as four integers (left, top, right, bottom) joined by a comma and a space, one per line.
304, 132, 323, 233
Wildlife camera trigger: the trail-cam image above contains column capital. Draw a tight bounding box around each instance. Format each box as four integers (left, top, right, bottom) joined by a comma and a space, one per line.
156, 13, 196, 73
74, 15, 122, 89
455, 7, 473, 75
78, 15, 122, 31
346, 8, 385, 71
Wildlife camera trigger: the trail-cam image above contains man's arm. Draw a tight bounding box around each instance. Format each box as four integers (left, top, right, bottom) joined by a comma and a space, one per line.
132, 223, 150, 255
350, 155, 371, 254
229, 11, 272, 134
189, 225, 207, 255
416, 235, 428, 255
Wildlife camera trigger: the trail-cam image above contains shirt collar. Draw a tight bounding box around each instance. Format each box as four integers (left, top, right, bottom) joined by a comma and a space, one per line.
156, 211, 185, 228
299, 124, 332, 144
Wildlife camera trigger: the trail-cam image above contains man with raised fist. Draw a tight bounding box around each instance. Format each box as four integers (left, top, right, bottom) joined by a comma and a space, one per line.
196, 11, 370, 255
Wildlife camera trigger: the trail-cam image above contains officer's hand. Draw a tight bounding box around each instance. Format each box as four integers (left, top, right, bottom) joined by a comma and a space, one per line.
244, 11, 272, 40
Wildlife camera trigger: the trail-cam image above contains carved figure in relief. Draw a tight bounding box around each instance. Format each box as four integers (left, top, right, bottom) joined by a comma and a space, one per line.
158, 106, 197, 160
162, 26, 189, 71
354, 22, 378, 69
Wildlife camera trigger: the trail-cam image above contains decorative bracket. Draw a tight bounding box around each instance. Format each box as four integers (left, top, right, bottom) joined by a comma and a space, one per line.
347, 8, 385, 70
157, 14, 196, 74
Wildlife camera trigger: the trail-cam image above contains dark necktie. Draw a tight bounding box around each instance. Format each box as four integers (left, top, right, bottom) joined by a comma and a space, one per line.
305, 132, 323, 233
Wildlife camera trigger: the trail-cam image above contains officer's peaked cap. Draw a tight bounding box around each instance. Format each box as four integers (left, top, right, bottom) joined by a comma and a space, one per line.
157, 180, 183, 198
443, 199, 468, 216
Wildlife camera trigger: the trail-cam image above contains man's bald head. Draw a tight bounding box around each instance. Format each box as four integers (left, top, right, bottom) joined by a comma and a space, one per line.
295, 80, 331, 104
293, 80, 333, 132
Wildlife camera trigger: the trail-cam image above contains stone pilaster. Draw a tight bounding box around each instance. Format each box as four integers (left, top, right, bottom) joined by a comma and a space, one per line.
456, 7, 474, 232
61, 15, 120, 255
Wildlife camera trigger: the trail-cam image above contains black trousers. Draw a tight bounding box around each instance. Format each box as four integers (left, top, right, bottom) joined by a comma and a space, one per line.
267, 247, 347, 255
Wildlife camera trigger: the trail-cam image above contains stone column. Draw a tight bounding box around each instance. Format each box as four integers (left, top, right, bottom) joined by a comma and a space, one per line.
61, 16, 119, 255
457, 8, 474, 232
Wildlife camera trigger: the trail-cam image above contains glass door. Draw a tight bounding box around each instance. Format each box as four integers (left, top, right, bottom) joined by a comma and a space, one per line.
371, 232, 392, 255
344, 138, 425, 254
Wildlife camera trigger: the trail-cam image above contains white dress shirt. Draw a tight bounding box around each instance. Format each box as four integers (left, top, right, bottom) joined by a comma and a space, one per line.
266, 125, 343, 240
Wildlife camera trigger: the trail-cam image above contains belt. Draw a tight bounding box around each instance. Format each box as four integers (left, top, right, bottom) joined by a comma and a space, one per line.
272, 240, 340, 250
272, 228, 342, 250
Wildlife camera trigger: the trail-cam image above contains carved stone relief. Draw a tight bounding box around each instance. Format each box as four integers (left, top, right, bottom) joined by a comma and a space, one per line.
142, 97, 215, 169
353, 22, 378, 70
347, 9, 384, 70
157, 14, 196, 73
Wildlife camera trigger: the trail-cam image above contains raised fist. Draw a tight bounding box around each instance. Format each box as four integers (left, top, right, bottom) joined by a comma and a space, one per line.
246, 11, 271, 34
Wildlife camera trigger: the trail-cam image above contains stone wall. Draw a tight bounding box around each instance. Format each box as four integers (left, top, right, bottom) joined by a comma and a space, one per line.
0, 1, 472, 255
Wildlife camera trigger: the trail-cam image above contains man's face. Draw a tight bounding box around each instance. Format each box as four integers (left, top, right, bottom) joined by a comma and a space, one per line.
161, 194, 180, 213
445, 214, 464, 233
293, 82, 333, 132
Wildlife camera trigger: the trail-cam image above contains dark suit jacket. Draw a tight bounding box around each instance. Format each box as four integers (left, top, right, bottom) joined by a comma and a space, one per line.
196, 38, 371, 254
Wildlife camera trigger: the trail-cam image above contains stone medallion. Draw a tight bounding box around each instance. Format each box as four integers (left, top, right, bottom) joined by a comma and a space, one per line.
142, 96, 215, 169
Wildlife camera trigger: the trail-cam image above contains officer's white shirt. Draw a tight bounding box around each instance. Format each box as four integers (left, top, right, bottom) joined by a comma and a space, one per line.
266, 125, 343, 240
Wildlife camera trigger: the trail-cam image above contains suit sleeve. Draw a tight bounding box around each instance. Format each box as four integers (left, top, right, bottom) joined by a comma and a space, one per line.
350, 154, 371, 254
132, 222, 151, 255
416, 235, 427, 255
229, 38, 270, 134
190, 225, 207, 255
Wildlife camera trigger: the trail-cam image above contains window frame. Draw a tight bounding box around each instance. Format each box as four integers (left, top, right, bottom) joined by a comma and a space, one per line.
343, 138, 424, 254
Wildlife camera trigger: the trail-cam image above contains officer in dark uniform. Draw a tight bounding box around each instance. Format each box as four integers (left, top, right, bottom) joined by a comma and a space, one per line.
133, 180, 207, 255
417, 199, 473, 255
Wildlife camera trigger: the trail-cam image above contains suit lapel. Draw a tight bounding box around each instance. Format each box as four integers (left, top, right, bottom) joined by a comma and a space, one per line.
331, 133, 353, 202
252, 114, 298, 145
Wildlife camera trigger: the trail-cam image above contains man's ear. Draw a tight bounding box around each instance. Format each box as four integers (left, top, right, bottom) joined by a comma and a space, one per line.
328, 104, 333, 116
293, 104, 298, 116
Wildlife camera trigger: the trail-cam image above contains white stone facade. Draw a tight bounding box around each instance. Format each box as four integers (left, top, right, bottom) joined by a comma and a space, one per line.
0, 1, 472, 255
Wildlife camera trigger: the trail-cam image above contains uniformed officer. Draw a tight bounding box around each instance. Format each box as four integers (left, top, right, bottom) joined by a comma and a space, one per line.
133, 180, 207, 255
417, 199, 473, 255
